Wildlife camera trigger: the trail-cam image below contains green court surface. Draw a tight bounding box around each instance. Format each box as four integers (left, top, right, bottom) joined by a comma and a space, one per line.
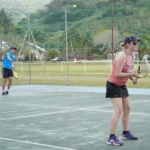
0, 85, 150, 150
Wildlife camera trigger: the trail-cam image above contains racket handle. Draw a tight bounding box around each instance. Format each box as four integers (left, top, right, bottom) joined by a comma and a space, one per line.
138, 74, 143, 78
133, 74, 143, 83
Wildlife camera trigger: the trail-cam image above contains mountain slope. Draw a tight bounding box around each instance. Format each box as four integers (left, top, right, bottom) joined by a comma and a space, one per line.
0, 0, 53, 22
18, 0, 150, 46
1, 0, 150, 56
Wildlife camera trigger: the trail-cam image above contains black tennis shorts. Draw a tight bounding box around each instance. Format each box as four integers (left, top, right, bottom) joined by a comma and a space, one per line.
2, 67, 13, 78
106, 80, 129, 98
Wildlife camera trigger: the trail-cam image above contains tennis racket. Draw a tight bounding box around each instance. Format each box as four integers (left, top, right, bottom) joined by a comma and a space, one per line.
12, 68, 19, 79
136, 55, 149, 78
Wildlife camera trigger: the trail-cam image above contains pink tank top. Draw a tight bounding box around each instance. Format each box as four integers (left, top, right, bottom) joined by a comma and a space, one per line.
108, 51, 134, 86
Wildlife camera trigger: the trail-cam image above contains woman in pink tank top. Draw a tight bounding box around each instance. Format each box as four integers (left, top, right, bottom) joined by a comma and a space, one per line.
106, 36, 142, 146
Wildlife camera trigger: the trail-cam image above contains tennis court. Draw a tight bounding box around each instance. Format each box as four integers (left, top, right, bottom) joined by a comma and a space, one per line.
0, 85, 150, 150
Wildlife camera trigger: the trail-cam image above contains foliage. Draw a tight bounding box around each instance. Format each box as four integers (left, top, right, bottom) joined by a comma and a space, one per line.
1, 0, 150, 60
0, 9, 14, 33
138, 34, 150, 57
32, 30, 47, 43
93, 54, 100, 60
45, 50, 61, 61
87, 56, 94, 60
14, 27, 24, 35
60, 28, 83, 58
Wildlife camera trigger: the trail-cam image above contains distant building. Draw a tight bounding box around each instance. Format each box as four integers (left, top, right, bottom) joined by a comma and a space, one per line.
26, 42, 46, 60
0, 40, 9, 50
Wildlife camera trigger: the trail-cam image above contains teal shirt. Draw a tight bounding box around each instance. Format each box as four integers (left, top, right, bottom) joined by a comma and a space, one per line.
2, 52, 15, 69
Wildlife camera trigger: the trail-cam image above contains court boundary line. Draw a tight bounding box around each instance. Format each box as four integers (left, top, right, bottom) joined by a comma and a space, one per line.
0, 137, 77, 150
0, 109, 77, 121
83, 109, 150, 116
0, 99, 150, 121
1, 99, 150, 110
1, 107, 150, 122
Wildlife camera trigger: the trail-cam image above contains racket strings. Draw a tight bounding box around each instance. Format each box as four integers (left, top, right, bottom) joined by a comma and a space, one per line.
13, 69, 19, 79
139, 57, 149, 77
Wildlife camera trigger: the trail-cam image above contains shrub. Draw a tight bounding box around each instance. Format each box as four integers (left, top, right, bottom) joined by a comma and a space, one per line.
87, 56, 94, 60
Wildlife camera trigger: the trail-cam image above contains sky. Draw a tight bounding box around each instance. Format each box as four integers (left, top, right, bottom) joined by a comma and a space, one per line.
0, 0, 53, 22
0, 0, 53, 13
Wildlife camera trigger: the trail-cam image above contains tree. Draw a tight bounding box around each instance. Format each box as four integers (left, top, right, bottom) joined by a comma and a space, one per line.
32, 30, 47, 43
0, 9, 14, 33
14, 27, 24, 35
80, 31, 93, 58
60, 28, 83, 58
81, 31, 93, 49
45, 50, 60, 61
138, 34, 150, 57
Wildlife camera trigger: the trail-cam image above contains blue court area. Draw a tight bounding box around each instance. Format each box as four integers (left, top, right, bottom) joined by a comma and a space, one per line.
0, 85, 150, 150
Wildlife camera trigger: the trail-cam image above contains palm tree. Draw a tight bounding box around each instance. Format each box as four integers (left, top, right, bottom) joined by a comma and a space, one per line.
81, 31, 93, 58
81, 31, 93, 48
60, 28, 83, 58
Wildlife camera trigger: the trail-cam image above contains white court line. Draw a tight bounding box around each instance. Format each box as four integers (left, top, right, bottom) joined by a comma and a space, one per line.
131, 100, 150, 104
74, 139, 100, 146
82, 109, 150, 116
77, 99, 150, 110
0, 99, 149, 111
0, 137, 77, 150
0, 110, 76, 121
0, 100, 150, 121
1, 107, 150, 122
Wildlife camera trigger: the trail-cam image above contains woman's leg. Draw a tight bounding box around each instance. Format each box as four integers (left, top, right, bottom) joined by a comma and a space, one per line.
110, 98, 123, 134
122, 96, 130, 131
107, 98, 124, 146
121, 96, 138, 140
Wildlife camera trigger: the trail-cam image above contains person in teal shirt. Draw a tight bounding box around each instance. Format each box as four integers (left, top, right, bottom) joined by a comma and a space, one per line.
2, 47, 16, 95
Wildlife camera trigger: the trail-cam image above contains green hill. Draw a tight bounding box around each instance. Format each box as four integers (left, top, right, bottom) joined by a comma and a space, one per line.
1, 0, 150, 60
18, 0, 150, 41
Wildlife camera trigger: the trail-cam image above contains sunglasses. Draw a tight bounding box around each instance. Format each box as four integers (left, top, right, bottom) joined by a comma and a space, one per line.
133, 42, 137, 45
128, 37, 138, 45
